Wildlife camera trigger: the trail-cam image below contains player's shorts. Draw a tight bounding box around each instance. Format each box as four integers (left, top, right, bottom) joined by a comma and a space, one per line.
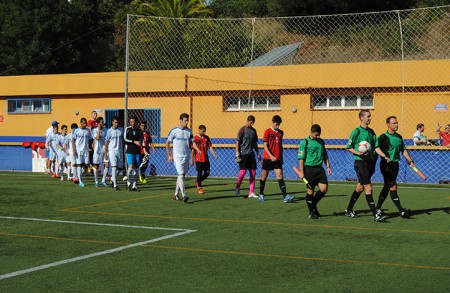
304, 165, 328, 187
126, 153, 142, 167
354, 160, 376, 185
239, 154, 257, 170
92, 151, 104, 165
380, 160, 399, 183
49, 150, 57, 161
262, 159, 283, 171
196, 161, 210, 172
45, 149, 50, 158
75, 150, 90, 165
57, 151, 66, 165
174, 156, 190, 175
69, 152, 76, 165
108, 150, 123, 168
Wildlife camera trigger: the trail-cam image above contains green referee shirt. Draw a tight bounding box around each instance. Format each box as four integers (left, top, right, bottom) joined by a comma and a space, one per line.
346, 126, 379, 161
378, 131, 406, 162
297, 137, 327, 167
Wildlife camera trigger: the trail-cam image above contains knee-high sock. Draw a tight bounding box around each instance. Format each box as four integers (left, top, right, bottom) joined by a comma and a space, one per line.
365, 194, 377, 216
178, 175, 186, 197
278, 179, 287, 196
111, 167, 117, 187
306, 193, 315, 213
72, 166, 78, 181
127, 167, 133, 186
347, 190, 362, 211
59, 165, 64, 178
259, 179, 266, 195
197, 171, 203, 188
132, 168, 138, 187
376, 189, 389, 209
236, 170, 246, 187
93, 168, 99, 183
77, 167, 83, 183
249, 169, 256, 194
201, 171, 209, 182
102, 165, 108, 182
390, 190, 403, 211
313, 190, 325, 208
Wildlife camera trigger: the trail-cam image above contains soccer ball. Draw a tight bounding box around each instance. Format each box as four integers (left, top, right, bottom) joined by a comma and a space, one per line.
291, 107, 297, 113
358, 141, 371, 153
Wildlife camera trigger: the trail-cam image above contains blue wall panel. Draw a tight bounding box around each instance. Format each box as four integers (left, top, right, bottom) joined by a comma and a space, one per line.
0, 146, 32, 171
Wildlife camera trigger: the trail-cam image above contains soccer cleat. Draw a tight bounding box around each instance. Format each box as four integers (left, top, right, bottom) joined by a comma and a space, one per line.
127, 183, 131, 191
114, 186, 120, 191
131, 187, 139, 192
248, 193, 258, 199
345, 209, 358, 218
313, 209, 321, 217
139, 175, 143, 183
56, 174, 60, 178
101, 182, 108, 187
376, 209, 386, 216
235, 188, 240, 197
183, 196, 189, 203
52, 173, 57, 179
258, 194, 265, 202
123, 176, 128, 181
283, 195, 294, 203
60, 177, 64, 181
142, 178, 148, 184
309, 212, 319, 220
79, 182, 85, 187
400, 209, 411, 218
173, 195, 181, 201
73, 179, 79, 184
374, 213, 388, 222
95, 182, 99, 187
198, 188, 205, 194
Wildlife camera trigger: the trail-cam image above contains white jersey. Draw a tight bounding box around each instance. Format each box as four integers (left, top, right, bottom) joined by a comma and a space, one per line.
73, 127, 92, 152
56, 134, 67, 155
65, 132, 74, 152
167, 127, 193, 158
46, 132, 60, 153
93, 127, 107, 154
106, 127, 124, 151
45, 126, 53, 140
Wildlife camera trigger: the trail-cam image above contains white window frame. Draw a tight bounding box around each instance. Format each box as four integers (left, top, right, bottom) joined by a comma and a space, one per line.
312, 95, 374, 110
7, 98, 52, 114
224, 96, 280, 111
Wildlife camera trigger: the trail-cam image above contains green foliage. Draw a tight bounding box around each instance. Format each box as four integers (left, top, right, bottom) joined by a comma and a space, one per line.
130, 0, 213, 18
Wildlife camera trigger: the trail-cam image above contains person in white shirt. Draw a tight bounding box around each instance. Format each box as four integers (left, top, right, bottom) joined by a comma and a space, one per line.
165, 113, 201, 203
65, 123, 78, 181
72, 118, 92, 187
104, 117, 124, 191
46, 124, 60, 178
45, 121, 59, 174
92, 117, 108, 187
413, 123, 431, 146
56, 125, 69, 181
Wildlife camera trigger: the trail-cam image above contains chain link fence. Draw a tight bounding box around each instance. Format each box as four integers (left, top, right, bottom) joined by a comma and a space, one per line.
124, 6, 450, 184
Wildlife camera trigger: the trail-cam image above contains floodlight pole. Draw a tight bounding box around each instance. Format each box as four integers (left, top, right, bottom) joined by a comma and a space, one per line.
124, 14, 130, 127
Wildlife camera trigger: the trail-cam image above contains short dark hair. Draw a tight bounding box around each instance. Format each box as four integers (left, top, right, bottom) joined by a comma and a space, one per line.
180, 113, 189, 120
416, 123, 424, 130
91, 110, 97, 115
199, 124, 206, 131
96, 117, 104, 123
386, 116, 397, 124
359, 110, 370, 119
311, 124, 321, 133
61, 124, 68, 130
71, 123, 78, 129
128, 116, 138, 122
247, 115, 255, 122
140, 120, 147, 125
272, 115, 282, 124
112, 116, 119, 122
80, 118, 87, 124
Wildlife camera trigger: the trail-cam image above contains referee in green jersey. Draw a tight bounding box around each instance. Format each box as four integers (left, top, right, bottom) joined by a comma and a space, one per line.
376, 116, 414, 218
297, 124, 332, 219
345, 110, 390, 222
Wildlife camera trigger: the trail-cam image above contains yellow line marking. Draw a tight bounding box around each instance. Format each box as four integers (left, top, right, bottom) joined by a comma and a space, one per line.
2, 232, 448, 271
143, 244, 450, 271
62, 210, 450, 235
0, 232, 128, 246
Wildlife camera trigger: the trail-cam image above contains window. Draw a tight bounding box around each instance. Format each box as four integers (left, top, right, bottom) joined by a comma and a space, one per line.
224, 96, 280, 111
312, 95, 373, 109
7, 98, 51, 113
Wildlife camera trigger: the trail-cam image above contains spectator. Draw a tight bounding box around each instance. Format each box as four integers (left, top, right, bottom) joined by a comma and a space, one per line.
436, 123, 450, 146
413, 123, 431, 146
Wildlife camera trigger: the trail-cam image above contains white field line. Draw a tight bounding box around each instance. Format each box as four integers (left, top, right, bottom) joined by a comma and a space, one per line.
0, 216, 196, 281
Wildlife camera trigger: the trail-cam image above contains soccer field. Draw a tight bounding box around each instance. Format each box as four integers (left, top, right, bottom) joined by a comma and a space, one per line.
0, 172, 449, 292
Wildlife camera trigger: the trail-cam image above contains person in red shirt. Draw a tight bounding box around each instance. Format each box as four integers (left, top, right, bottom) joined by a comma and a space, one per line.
191, 125, 218, 194
139, 121, 156, 184
87, 110, 98, 173
258, 115, 293, 202
436, 123, 450, 146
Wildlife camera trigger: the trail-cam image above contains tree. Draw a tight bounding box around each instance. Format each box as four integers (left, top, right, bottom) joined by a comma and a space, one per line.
130, 0, 213, 18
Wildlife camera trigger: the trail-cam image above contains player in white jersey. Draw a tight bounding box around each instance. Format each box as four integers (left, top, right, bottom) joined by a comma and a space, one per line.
105, 117, 124, 191
56, 125, 69, 181
92, 117, 108, 187
72, 118, 92, 187
46, 124, 60, 178
45, 121, 59, 174
65, 123, 78, 181
165, 113, 201, 203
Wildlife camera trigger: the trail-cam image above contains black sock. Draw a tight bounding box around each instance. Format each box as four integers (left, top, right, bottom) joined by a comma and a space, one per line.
197, 171, 202, 188
259, 180, 266, 195
390, 190, 403, 211
278, 179, 287, 197
313, 190, 325, 210
201, 171, 209, 182
347, 190, 362, 211
306, 194, 314, 213
376, 189, 389, 209
365, 194, 377, 216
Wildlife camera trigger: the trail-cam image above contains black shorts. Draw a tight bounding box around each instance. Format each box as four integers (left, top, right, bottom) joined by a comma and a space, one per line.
380, 160, 399, 183
262, 159, 283, 171
354, 160, 376, 185
196, 161, 210, 172
239, 154, 257, 170
304, 166, 328, 187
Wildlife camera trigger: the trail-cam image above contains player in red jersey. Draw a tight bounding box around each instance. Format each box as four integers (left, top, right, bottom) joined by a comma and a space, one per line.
139, 121, 156, 184
191, 125, 218, 194
258, 115, 294, 203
